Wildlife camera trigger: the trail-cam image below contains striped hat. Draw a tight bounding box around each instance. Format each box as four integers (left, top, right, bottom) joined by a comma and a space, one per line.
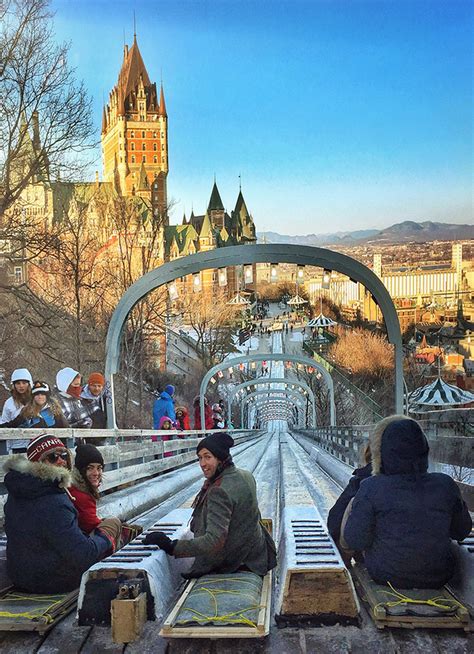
27, 434, 65, 462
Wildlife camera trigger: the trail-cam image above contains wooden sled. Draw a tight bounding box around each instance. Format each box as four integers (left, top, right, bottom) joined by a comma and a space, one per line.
352, 563, 471, 632
161, 519, 274, 639
160, 570, 272, 639
275, 506, 360, 625
0, 586, 78, 635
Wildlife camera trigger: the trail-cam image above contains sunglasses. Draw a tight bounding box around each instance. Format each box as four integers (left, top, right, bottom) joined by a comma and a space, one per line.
45, 451, 68, 463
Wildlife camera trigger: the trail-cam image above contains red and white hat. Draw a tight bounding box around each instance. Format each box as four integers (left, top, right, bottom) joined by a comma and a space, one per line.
27, 434, 65, 462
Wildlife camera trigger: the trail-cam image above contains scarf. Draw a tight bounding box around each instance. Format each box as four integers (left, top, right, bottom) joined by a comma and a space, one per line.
67, 384, 82, 399
191, 456, 234, 511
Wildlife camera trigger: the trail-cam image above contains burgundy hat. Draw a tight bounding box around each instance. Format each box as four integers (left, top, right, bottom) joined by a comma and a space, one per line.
27, 434, 65, 462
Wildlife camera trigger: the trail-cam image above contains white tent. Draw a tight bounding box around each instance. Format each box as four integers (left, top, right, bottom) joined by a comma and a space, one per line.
287, 294, 308, 306
227, 292, 250, 306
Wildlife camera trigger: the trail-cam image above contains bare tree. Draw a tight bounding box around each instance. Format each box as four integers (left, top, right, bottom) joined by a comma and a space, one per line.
180, 289, 239, 370
0, 0, 95, 218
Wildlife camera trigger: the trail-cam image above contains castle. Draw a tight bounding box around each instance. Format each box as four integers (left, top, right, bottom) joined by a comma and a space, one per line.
7, 35, 257, 289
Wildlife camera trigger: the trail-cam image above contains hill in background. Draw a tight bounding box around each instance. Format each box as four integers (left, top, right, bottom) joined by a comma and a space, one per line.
259, 221, 474, 245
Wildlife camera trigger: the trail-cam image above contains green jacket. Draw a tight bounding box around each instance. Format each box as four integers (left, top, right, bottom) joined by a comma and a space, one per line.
174, 465, 275, 577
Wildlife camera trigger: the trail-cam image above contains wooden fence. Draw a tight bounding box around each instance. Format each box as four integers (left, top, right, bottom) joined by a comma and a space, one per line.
0, 428, 260, 522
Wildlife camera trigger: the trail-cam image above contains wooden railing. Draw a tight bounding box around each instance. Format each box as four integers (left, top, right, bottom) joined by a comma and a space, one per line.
295, 420, 474, 508
0, 428, 261, 522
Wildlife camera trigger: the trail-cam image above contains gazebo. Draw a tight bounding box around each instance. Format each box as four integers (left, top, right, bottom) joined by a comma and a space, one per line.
408, 377, 474, 412
227, 292, 251, 306
307, 313, 337, 329
287, 294, 308, 307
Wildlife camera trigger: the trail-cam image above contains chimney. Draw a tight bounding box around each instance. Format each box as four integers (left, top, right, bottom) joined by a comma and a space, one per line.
32, 111, 40, 150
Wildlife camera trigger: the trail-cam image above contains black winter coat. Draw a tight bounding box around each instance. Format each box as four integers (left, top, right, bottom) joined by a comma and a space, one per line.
344, 418, 472, 588
4, 456, 111, 593
327, 463, 371, 541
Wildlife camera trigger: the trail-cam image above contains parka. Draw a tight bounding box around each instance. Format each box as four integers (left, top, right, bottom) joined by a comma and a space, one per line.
153, 391, 176, 429
4, 455, 111, 593
343, 416, 472, 589
327, 462, 371, 542
173, 464, 276, 577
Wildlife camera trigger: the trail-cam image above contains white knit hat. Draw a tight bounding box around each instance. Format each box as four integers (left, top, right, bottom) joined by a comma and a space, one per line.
11, 368, 33, 385
56, 367, 80, 393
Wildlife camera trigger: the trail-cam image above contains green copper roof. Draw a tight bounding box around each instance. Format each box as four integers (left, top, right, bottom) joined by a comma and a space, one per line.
207, 182, 224, 212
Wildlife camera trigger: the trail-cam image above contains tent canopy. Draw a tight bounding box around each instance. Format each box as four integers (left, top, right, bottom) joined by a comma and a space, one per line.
408, 376, 474, 409
307, 313, 337, 328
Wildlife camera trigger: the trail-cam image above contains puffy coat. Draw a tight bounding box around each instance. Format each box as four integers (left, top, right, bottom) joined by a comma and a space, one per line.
175, 407, 191, 431
343, 416, 472, 589
327, 463, 371, 542
4, 404, 69, 429
173, 464, 276, 577
4, 456, 111, 593
70, 468, 101, 534
153, 391, 176, 429
194, 403, 214, 430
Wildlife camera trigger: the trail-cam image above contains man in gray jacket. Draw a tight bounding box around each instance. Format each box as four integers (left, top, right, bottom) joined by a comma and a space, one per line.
144, 432, 276, 577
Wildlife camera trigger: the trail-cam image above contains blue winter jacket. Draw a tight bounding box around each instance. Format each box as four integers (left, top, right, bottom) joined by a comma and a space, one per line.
4, 456, 111, 593
344, 419, 472, 588
153, 391, 176, 429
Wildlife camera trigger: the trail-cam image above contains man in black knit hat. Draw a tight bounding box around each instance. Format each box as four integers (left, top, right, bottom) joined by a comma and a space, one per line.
144, 433, 276, 578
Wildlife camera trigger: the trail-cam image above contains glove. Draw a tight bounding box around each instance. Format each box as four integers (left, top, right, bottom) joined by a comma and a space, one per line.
143, 531, 176, 554
97, 517, 122, 552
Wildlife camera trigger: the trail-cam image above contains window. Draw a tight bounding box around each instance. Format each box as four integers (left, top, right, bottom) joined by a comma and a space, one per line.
153, 143, 157, 151
142, 131, 145, 138
14, 267, 22, 284
131, 155, 135, 163
131, 142, 135, 150
161, 143, 165, 150
153, 131, 157, 138
142, 143, 146, 151
153, 155, 157, 163
130, 130, 135, 137
142, 155, 146, 163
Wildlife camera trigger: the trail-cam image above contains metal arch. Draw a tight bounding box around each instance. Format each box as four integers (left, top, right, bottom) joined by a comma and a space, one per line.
228, 377, 317, 427
247, 402, 297, 427
241, 390, 305, 428
248, 399, 297, 426
105, 243, 404, 427
200, 353, 335, 426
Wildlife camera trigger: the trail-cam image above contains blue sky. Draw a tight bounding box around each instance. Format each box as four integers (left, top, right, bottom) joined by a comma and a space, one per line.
52, 0, 472, 234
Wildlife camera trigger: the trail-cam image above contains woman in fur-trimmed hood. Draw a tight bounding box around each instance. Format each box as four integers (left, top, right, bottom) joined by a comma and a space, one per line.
3, 434, 113, 594
343, 415, 472, 589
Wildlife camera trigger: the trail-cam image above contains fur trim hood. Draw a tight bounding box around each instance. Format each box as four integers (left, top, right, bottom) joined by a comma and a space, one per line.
4, 454, 72, 488
369, 415, 429, 476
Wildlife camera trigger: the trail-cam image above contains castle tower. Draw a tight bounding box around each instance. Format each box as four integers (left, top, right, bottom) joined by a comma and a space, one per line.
101, 35, 169, 224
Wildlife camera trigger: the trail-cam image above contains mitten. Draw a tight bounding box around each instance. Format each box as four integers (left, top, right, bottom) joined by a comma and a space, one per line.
143, 531, 176, 554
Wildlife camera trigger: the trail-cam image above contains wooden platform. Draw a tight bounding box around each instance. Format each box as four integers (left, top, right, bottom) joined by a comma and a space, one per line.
275, 506, 360, 625
352, 563, 472, 632
0, 586, 78, 635
160, 570, 272, 639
